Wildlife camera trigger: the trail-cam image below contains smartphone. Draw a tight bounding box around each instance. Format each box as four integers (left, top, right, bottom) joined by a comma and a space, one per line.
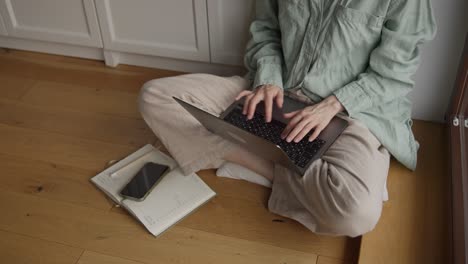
120, 162, 169, 201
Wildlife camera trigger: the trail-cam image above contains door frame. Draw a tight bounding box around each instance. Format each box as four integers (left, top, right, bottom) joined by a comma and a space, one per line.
447, 33, 468, 264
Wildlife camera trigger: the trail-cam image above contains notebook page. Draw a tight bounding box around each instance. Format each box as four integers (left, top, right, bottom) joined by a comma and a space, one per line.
122, 167, 216, 236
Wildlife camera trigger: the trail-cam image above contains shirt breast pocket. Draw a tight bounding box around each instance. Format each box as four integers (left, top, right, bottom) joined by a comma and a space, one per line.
311, 5, 385, 90
335, 5, 384, 28
278, 0, 308, 29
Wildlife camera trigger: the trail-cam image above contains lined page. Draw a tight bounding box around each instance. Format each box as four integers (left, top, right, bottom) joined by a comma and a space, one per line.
122, 167, 216, 236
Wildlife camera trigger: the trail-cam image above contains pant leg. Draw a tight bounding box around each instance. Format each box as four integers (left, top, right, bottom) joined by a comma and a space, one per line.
268, 90, 391, 237
138, 73, 248, 175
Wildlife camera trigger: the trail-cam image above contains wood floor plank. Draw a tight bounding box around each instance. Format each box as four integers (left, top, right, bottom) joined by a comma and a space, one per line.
358, 121, 449, 264
0, 50, 181, 94
21, 81, 142, 119
77, 251, 145, 264
3, 49, 68, 63
0, 153, 112, 211
111, 170, 358, 260
0, 190, 318, 264
0, 123, 135, 171
0, 99, 156, 147
0, 74, 36, 100
0, 230, 83, 264
317, 256, 348, 264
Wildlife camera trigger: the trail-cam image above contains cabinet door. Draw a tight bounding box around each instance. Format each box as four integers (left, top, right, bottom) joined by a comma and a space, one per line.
0, 0, 102, 47
0, 12, 6, 35
95, 0, 210, 62
207, 0, 254, 66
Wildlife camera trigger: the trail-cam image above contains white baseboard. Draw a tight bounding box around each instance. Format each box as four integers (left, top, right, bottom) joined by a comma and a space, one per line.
0, 36, 247, 77
103, 50, 120, 67
0, 36, 104, 60
106, 50, 246, 76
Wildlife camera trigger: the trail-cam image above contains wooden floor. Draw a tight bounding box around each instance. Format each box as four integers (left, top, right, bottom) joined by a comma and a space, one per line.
359, 121, 450, 263
0, 49, 360, 264
0, 49, 449, 264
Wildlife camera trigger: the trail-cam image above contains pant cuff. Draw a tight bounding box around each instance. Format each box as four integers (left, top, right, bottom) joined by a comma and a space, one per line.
178, 140, 235, 175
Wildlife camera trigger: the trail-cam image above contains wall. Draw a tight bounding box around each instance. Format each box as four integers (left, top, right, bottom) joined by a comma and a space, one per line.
411, 0, 468, 122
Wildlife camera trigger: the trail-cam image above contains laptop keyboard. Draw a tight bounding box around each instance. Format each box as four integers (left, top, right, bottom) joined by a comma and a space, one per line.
223, 108, 326, 168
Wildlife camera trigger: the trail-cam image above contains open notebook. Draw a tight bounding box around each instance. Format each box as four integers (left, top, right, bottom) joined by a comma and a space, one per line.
91, 144, 216, 236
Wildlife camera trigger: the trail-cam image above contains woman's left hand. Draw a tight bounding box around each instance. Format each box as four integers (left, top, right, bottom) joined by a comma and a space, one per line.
281, 95, 345, 143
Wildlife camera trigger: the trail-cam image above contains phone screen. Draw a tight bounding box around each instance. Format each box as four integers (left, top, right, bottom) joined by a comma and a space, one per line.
120, 162, 169, 200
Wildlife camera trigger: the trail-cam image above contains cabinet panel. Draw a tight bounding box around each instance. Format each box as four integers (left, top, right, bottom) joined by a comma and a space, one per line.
0, 0, 102, 47
95, 0, 210, 62
0, 12, 6, 35
207, 0, 254, 66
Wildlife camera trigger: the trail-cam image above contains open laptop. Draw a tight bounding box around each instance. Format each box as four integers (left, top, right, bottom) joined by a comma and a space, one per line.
173, 95, 348, 176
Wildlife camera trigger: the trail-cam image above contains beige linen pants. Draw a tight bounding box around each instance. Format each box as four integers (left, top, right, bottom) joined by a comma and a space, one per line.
139, 73, 390, 237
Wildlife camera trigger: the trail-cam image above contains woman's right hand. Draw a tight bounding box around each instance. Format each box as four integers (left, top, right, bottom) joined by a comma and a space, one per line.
235, 84, 284, 123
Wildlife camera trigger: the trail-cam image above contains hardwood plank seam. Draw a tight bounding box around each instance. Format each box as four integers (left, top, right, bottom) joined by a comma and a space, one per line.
74, 249, 86, 264
80, 251, 149, 264
317, 255, 347, 264
0, 227, 87, 253
0, 125, 151, 151
23, 104, 143, 121
11, 80, 37, 101
0, 185, 114, 213
173, 225, 321, 258
17, 95, 144, 121
1, 96, 146, 122
0, 122, 138, 153
0, 116, 152, 149
0, 152, 99, 178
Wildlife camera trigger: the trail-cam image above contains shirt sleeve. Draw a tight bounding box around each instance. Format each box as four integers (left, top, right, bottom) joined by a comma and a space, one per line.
333, 0, 437, 116
244, 0, 284, 90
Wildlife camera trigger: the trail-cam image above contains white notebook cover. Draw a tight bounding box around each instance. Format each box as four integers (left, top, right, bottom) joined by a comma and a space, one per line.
90, 144, 216, 236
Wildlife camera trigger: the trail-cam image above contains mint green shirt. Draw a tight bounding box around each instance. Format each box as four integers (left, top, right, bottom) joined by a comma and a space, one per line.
244, 0, 436, 171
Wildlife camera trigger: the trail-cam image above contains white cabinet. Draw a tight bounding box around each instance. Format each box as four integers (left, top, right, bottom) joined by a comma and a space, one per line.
207, 0, 254, 66
0, 0, 253, 73
0, 12, 6, 35
0, 0, 102, 47
95, 0, 210, 62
